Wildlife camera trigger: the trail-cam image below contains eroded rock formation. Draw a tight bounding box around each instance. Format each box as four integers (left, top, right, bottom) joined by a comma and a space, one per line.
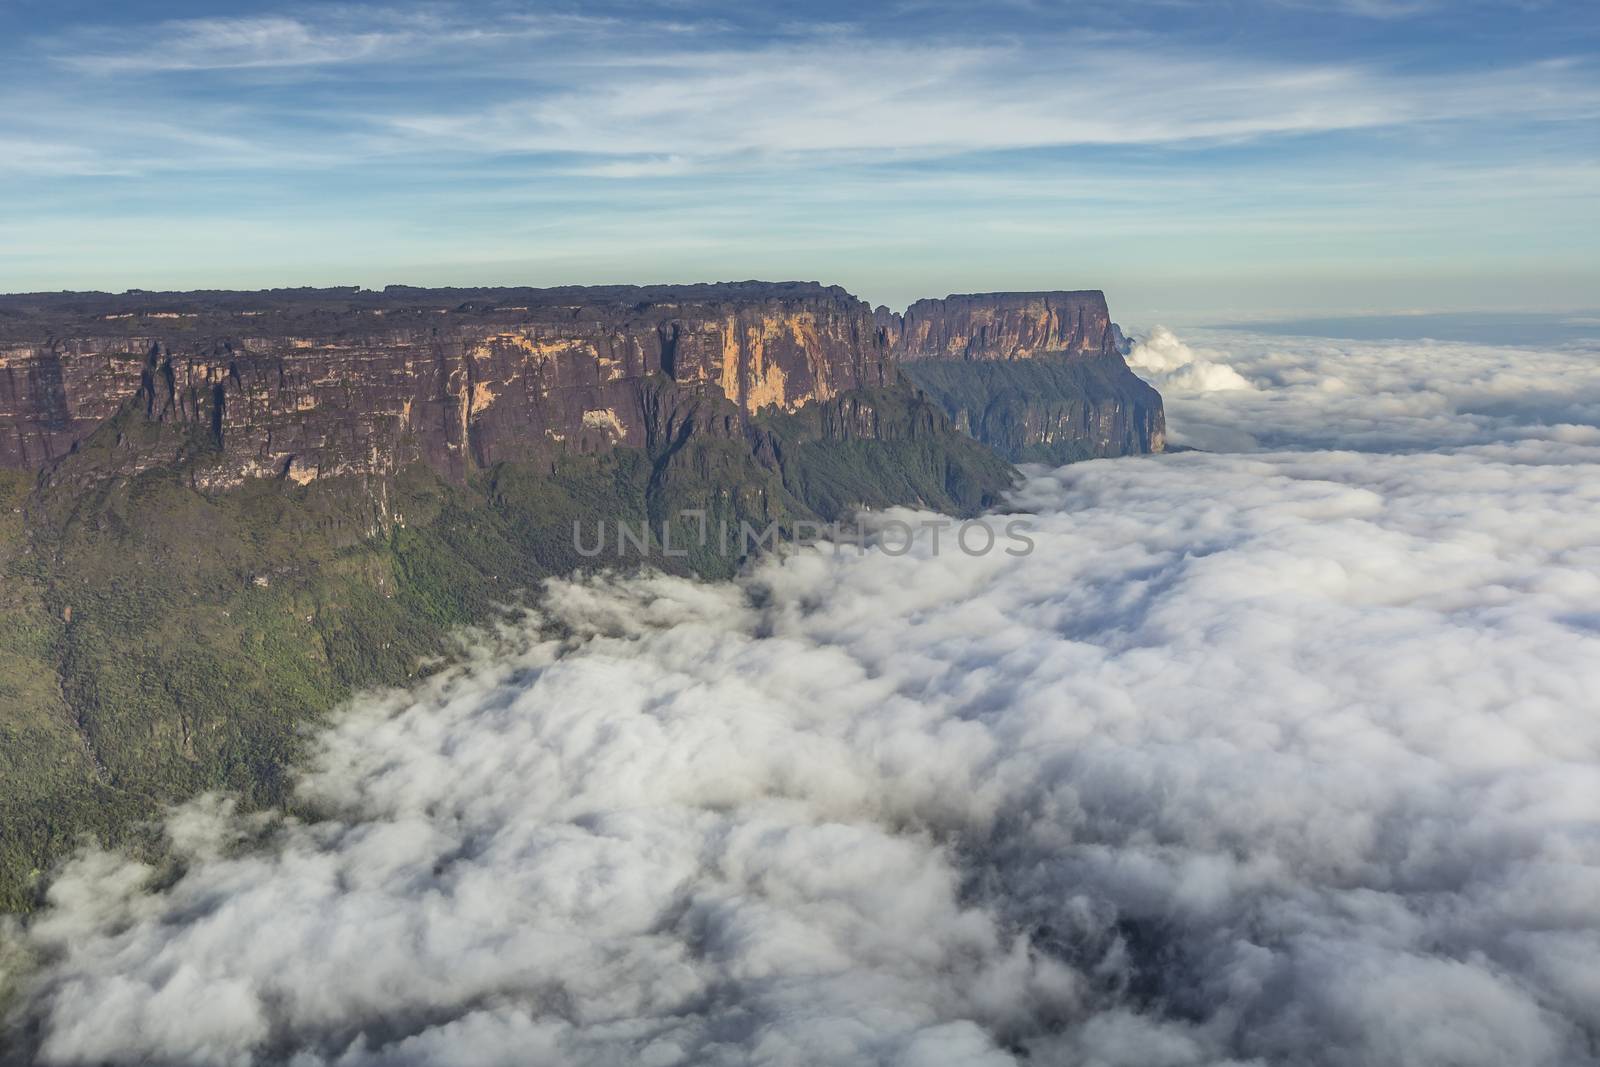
0, 281, 1166, 914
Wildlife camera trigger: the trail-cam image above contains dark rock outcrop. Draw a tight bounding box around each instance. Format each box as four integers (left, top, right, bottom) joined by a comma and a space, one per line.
900, 357, 1165, 463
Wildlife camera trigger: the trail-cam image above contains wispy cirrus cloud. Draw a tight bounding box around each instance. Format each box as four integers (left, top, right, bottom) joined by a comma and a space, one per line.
0, 137, 135, 177
1273, 0, 1445, 17
43, 9, 711, 75
15, 6, 1599, 182
374, 43, 1600, 165
52, 14, 411, 72
2, 2, 1597, 309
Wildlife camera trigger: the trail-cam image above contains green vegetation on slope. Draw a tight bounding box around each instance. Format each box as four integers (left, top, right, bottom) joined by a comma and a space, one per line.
759, 385, 1018, 519
902, 356, 1164, 463
0, 388, 1015, 911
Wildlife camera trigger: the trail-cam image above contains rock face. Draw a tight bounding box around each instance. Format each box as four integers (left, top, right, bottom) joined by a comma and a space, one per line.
888, 290, 1165, 462
897, 357, 1165, 463
0, 281, 1167, 915
0, 283, 895, 487
892, 290, 1121, 361
0, 283, 1165, 487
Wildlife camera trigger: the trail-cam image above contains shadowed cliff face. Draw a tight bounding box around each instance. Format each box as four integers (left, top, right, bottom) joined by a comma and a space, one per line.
901, 357, 1166, 463
886, 290, 1165, 462
0, 284, 892, 488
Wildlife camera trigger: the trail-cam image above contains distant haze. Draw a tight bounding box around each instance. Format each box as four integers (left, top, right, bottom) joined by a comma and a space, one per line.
1204, 311, 1600, 347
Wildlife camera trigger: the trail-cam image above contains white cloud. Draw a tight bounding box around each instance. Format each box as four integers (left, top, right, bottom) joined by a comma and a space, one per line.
1274, 0, 1444, 17
565, 154, 699, 179
5, 331, 1600, 1064
1128, 326, 1255, 393
1152, 328, 1600, 452
0, 138, 134, 178
44, 11, 687, 75
33, 10, 1600, 167
54, 16, 408, 73
376, 46, 1600, 164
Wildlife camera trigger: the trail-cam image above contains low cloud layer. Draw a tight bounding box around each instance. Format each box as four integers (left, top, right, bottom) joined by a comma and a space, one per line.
5, 332, 1600, 1065
1151, 328, 1600, 455
1128, 326, 1254, 393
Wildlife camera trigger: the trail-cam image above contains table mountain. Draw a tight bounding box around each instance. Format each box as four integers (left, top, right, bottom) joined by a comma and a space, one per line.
0, 281, 1161, 911
888, 290, 1165, 463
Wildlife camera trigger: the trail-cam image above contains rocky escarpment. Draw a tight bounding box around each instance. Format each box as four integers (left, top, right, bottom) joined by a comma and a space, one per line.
0, 281, 1163, 913
0, 282, 1028, 914
0, 283, 898, 490
0, 284, 1164, 484
885, 290, 1164, 462
891, 290, 1125, 361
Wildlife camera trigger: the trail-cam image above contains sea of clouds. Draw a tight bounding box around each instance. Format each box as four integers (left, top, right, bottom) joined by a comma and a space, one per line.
4, 327, 1600, 1066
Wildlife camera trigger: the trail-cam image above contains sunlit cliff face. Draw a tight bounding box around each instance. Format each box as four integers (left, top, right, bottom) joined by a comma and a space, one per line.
0, 288, 892, 480
896, 291, 1118, 362
0, 288, 1142, 491
7, 327, 1600, 1067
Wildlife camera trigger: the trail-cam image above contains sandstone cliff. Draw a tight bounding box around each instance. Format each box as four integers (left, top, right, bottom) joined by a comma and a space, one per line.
0, 283, 894, 488
893, 290, 1121, 361
889, 290, 1166, 462
0, 282, 1162, 910
0, 283, 1164, 485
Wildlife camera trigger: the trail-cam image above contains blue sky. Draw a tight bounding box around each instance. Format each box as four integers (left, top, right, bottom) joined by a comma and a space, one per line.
1, 0, 1596, 319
